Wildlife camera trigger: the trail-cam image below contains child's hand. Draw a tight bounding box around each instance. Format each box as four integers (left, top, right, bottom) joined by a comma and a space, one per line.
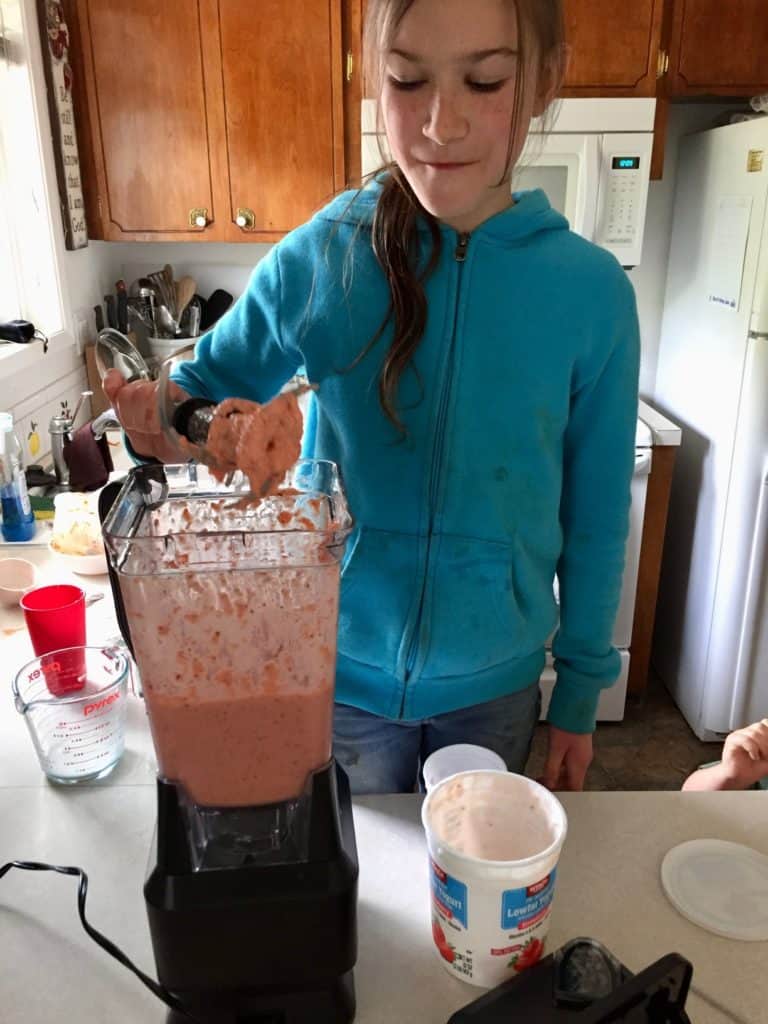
103, 369, 189, 463
721, 720, 768, 789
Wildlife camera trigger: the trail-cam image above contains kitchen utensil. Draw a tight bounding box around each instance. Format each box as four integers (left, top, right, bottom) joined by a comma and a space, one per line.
20, 583, 86, 676
126, 297, 152, 330
139, 285, 159, 334
174, 275, 196, 319
200, 288, 233, 331
0, 557, 36, 607
128, 276, 154, 297
93, 304, 104, 333
180, 298, 201, 338
116, 279, 128, 333
13, 645, 128, 783
158, 362, 311, 487
192, 293, 208, 328
101, 461, 357, 1020
148, 265, 177, 317
94, 328, 152, 383
163, 263, 174, 299
104, 294, 117, 329
155, 303, 179, 337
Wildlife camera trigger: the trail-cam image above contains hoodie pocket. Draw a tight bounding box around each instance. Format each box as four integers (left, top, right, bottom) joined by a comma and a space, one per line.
338, 526, 421, 676
420, 533, 556, 680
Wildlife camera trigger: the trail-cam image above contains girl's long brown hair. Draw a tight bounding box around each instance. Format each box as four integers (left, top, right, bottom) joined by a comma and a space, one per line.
359, 0, 567, 433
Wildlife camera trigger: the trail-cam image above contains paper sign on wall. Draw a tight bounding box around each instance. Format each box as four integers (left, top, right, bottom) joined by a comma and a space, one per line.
709, 197, 752, 312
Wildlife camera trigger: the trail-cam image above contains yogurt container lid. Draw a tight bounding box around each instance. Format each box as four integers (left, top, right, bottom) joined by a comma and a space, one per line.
661, 839, 768, 941
422, 743, 507, 792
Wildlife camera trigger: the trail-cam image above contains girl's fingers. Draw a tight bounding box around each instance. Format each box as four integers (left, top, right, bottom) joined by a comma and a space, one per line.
738, 737, 761, 761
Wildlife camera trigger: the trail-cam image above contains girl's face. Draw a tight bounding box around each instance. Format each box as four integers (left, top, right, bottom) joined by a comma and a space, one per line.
380, 0, 543, 234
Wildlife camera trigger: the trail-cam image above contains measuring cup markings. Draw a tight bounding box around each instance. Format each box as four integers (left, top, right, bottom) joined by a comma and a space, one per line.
14, 647, 129, 784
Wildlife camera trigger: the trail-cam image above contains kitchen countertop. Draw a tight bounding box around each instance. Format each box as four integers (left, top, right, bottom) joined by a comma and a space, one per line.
2, 504, 765, 1024
0, 777, 765, 1023
638, 398, 682, 446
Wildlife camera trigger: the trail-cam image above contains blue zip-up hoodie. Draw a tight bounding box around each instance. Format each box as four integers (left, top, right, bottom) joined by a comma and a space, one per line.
172, 183, 640, 734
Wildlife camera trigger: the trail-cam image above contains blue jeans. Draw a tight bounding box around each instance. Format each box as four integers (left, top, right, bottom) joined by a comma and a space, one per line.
333, 683, 541, 795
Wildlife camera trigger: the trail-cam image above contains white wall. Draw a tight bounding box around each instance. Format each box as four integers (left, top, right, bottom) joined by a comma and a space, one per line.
101, 242, 273, 307
3, 241, 116, 468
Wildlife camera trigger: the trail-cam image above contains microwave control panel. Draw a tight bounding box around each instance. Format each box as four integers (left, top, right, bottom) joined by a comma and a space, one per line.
595, 134, 653, 267
603, 157, 643, 244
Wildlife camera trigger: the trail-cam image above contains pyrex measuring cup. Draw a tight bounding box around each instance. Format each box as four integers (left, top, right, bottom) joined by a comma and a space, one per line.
13, 646, 129, 784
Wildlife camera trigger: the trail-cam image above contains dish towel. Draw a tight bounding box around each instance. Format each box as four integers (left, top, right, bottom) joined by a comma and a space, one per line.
64, 421, 114, 491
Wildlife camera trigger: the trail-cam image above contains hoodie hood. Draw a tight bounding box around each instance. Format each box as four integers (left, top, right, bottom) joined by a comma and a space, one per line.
318, 176, 570, 246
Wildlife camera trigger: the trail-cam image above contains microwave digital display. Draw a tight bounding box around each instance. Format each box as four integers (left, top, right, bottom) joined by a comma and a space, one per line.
612, 157, 641, 170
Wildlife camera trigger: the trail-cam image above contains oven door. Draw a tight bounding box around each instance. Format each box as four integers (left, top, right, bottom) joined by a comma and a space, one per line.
513, 132, 600, 240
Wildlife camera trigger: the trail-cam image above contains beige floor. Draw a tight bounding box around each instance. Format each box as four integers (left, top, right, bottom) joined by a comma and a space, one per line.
526, 671, 723, 791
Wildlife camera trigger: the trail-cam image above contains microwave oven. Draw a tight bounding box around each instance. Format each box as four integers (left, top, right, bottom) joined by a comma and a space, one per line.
361, 98, 655, 269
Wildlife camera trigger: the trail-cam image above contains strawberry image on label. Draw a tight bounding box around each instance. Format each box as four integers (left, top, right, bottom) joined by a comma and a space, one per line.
509, 936, 544, 972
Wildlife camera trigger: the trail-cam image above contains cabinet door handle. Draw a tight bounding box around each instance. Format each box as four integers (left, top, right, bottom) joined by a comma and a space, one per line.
189, 207, 209, 228
235, 207, 256, 230
656, 49, 669, 79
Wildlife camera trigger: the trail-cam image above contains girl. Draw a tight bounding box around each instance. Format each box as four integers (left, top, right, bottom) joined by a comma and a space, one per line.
106, 0, 640, 795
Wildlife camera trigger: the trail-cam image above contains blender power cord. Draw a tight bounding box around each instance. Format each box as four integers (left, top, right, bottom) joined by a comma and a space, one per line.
0, 859, 205, 1023
2, 862, 751, 1024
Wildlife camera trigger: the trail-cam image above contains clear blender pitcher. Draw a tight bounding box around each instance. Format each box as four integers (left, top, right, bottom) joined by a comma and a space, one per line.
102, 459, 352, 867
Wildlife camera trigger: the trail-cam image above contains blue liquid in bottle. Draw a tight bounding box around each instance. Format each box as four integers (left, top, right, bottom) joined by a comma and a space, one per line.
0, 412, 36, 543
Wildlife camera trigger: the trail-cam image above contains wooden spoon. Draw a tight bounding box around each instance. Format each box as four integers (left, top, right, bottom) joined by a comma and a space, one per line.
174, 275, 197, 319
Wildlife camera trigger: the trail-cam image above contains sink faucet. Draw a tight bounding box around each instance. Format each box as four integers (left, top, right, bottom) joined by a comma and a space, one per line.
49, 392, 120, 487
91, 408, 121, 439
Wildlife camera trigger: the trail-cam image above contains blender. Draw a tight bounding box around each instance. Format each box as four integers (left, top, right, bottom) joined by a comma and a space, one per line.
101, 458, 358, 1024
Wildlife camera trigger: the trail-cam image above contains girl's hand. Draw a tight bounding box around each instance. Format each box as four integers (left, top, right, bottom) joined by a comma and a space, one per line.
539, 725, 593, 791
103, 369, 189, 463
721, 720, 768, 789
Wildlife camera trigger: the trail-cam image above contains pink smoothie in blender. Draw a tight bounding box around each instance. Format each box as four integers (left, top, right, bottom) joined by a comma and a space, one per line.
103, 459, 352, 810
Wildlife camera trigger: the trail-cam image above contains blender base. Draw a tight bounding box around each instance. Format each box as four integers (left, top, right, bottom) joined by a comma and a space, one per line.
164, 970, 355, 1024
145, 761, 358, 1024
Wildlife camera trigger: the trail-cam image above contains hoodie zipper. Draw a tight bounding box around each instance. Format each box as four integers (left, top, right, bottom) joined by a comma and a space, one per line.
401, 231, 470, 709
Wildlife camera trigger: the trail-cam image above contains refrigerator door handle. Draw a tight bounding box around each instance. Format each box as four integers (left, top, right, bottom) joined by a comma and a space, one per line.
729, 461, 768, 727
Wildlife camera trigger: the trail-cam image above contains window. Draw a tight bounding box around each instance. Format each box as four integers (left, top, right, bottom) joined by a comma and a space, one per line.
0, 157, 20, 321
0, 0, 68, 348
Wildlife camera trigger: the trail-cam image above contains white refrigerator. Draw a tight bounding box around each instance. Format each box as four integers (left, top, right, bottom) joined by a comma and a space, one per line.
654, 118, 768, 741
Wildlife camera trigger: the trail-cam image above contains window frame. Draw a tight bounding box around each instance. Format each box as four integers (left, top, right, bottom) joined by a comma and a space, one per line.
0, 0, 77, 386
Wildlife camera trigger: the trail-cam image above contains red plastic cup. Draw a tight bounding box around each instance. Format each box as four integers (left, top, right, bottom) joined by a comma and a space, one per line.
20, 584, 87, 695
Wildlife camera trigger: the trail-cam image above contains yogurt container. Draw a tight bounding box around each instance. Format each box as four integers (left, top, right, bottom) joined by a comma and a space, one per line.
422, 769, 567, 988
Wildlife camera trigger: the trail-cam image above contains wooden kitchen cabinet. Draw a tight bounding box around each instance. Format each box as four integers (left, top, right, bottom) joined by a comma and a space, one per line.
561, 0, 666, 97
66, 0, 357, 241
666, 0, 768, 97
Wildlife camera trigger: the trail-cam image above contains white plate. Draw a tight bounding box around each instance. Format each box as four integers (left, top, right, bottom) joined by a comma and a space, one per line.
661, 839, 768, 941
